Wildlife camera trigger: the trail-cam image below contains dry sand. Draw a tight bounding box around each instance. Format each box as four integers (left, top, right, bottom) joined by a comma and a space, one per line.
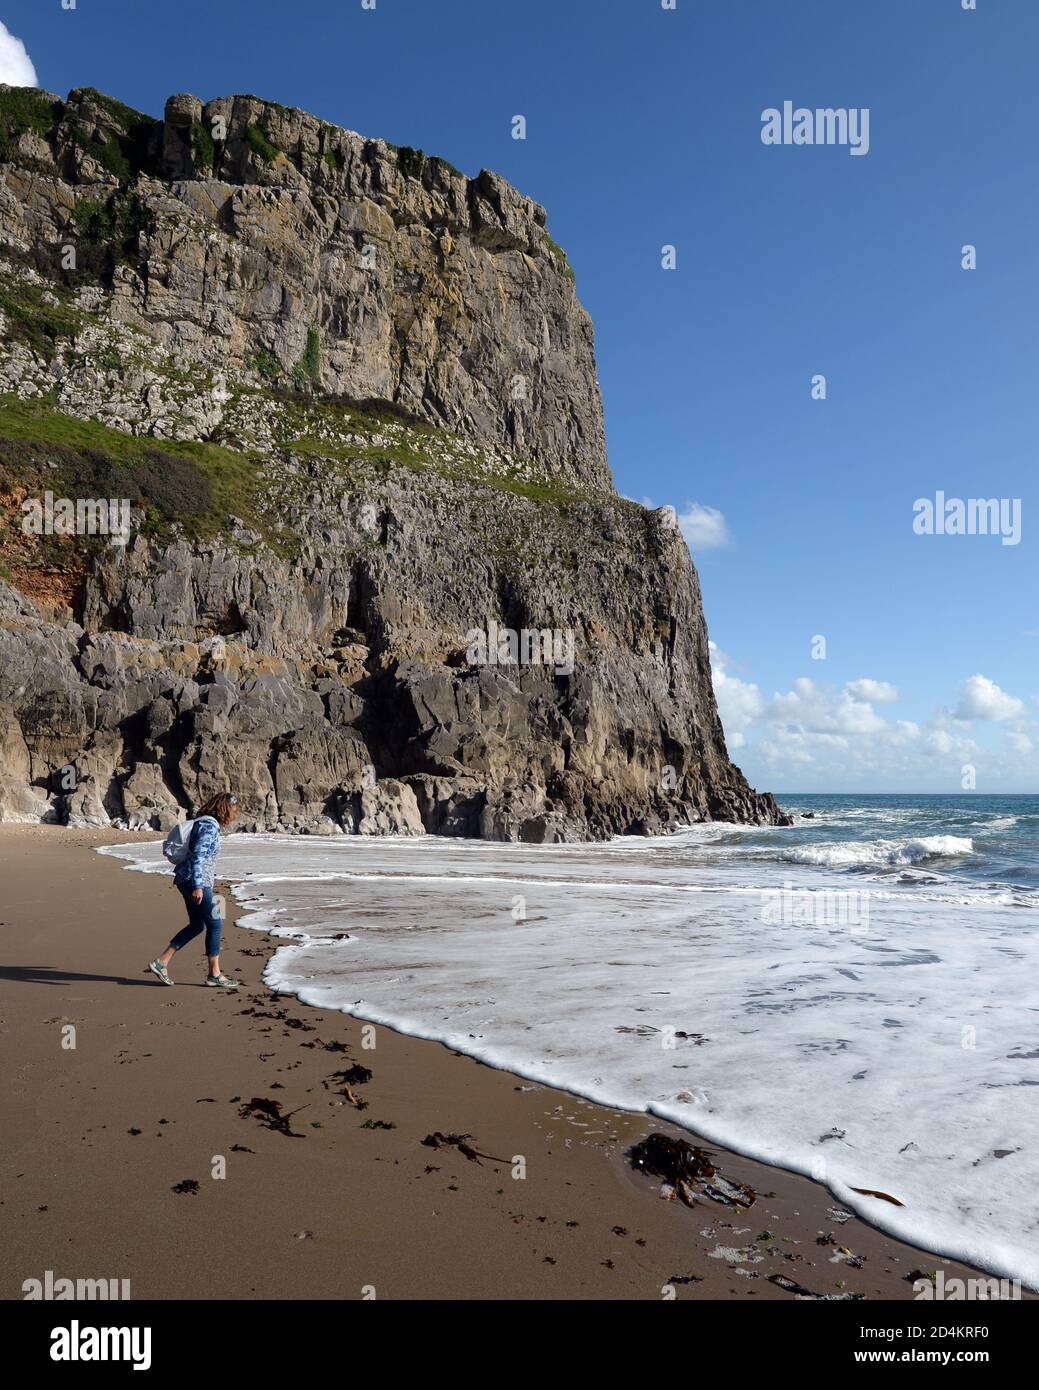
0, 824, 999, 1301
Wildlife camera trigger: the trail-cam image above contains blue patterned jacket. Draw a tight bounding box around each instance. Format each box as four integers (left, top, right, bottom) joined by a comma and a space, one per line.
173, 816, 221, 892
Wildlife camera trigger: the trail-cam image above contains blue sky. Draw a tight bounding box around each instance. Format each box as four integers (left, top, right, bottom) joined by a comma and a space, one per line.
2, 0, 1035, 792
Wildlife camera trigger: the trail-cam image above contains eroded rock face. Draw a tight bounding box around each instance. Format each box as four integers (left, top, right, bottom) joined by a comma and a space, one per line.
0, 478, 785, 837
0, 85, 788, 837
0, 85, 608, 492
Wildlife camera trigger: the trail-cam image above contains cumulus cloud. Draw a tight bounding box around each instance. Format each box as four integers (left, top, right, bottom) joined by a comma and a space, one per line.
706, 647, 1038, 788
845, 678, 898, 705
0, 22, 37, 86
631, 498, 731, 551
766, 678, 887, 736
954, 674, 1025, 723
709, 642, 764, 737
709, 657, 898, 751
677, 503, 730, 550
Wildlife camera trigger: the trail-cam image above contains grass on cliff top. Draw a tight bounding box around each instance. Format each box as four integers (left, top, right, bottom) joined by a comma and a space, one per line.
543, 233, 575, 284
67, 89, 161, 182
0, 88, 64, 149
0, 86, 160, 180
0, 84, 477, 189
0, 395, 282, 551
74, 88, 157, 134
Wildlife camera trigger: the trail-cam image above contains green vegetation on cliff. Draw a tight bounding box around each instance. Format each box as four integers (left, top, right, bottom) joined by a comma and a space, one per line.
395, 145, 425, 180
0, 274, 85, 360
244, 122, 279, 162
0, 386, 594, 585
0, 87, 63, 148
67, 89, 161, 181
72, 190, 155, 253
291, 327, 322, 389
190, 120, 216, 171
0, 396, 268, 552
544, 233, 575, 283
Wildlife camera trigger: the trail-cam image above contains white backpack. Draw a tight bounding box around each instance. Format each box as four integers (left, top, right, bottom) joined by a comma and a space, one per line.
162, 818, 198, 865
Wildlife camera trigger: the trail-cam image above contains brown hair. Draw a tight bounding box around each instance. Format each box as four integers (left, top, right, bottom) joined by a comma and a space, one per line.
195, 792, 238, 827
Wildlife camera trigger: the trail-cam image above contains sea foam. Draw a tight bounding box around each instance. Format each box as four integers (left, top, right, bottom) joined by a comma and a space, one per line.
101, 829, 1039, 1289
780, 835, 974, 870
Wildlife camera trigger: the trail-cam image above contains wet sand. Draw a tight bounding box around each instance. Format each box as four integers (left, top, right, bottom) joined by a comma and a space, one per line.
0, 824, 1005, 1301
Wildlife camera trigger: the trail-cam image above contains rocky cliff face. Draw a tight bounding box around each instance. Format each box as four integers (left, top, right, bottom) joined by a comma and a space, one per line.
0, 84, 787, 838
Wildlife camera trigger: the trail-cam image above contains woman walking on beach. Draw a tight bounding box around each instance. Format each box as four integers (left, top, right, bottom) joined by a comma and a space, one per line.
147, 792, 241, 989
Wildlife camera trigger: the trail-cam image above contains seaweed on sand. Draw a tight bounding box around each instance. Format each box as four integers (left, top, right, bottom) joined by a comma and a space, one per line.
239, 1096, 307, 1137
629, 1132, 756, 1209
421, 1132, 511, 1166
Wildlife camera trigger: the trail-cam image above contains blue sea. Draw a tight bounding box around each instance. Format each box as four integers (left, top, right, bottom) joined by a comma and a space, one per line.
694, 792, 1039, 908
104, 791, 1039, 1286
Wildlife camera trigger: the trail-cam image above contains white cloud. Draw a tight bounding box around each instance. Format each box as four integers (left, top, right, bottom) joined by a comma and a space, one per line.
954, 674, 1025, 723
709, 643, 764, 737
710, 657, 898, 751
766, 677, 887, 735
0, 23, 37, 86
677, 503, 730, 550
845, 678, 898, 705
633, 498, 731, 551
707, 646, 1038, 789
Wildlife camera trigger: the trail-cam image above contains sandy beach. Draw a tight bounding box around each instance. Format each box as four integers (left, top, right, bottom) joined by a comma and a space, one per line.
0, 824, 1004, 1302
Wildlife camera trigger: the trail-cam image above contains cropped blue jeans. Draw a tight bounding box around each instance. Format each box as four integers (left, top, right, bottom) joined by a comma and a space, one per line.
169, 884, 222, 957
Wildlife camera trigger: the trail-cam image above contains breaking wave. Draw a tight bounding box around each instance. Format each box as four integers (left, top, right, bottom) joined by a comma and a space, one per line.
780, 835, 974, 871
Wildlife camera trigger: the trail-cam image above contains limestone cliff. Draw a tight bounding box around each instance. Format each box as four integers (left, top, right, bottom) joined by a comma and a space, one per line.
0, 84, 787, 837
